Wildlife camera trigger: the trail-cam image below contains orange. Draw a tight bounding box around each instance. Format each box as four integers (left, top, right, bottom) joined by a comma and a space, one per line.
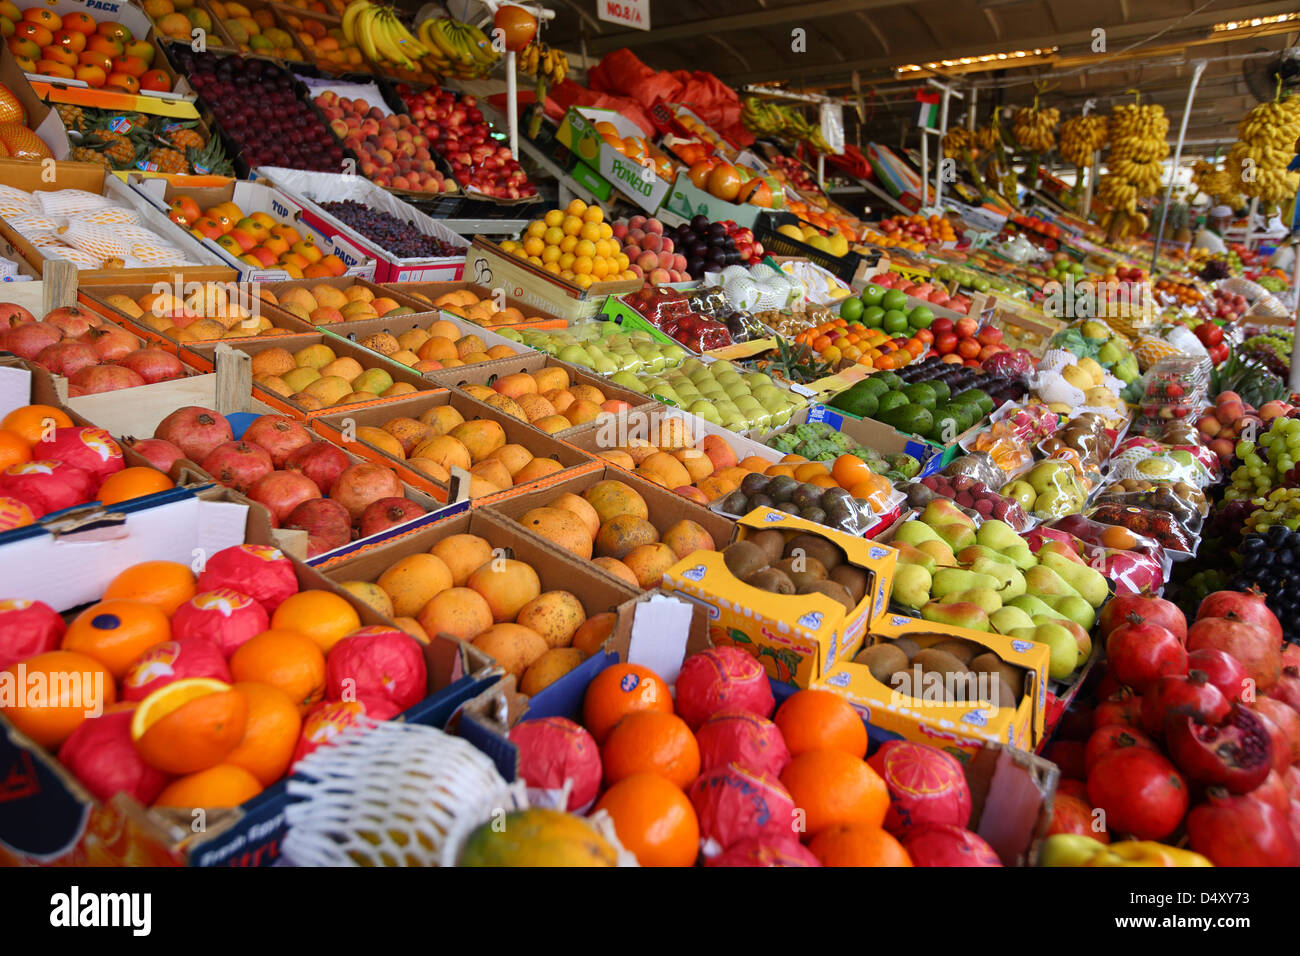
0, 650, 115, 748
62, 599, 171, 679
602, 710, 700, 789
763, 464, 795, 479
808, 822, 912, 866
152, 764, 263, 809
809, 473, 840, 489
102, 561, 197, 618
774, 689, 867, 758
582, 663, 672, 743
593, 772, 699, 867
0, 430, 31, 470
96, 466, 173, 504
270, 589, 361, 653
131, 677, 249, 774
1100, 525, 1137, 550
793, 461, 829, 482
0, 404, 72, 445
780, 749, 889, 837
831, 454, 872, 491
228, 629, 326, 713
224, 682, 302, 786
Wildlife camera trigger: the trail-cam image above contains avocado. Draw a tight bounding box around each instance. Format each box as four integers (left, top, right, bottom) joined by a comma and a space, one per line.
874, 371, 904, 391
926, 379, 951, 404
835, 387, 879, 419
875, 391, 910, 415
902, 382, 936, 410
880, 402, 933, 437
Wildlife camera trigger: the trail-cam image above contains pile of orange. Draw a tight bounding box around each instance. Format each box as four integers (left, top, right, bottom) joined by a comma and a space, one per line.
499, 200, 635, 290
793, 316, 931, 371
756, 453, 894, 511
431, 289, 549, 329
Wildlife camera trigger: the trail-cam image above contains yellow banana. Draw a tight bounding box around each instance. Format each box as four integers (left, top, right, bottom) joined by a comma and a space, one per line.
354, 4, 382, 64
341, 0, 369, 46
368, 9, 411, 67
383, 9, 429, 60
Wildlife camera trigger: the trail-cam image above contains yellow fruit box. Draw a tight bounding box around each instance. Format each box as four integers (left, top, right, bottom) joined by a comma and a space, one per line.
660, 507, 896, 688
815, 614, 1050, 756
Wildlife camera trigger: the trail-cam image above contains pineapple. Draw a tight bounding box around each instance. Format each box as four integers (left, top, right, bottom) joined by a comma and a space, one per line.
165, 126, 205, 151
54, 103, 85, 134
147, 146, 187, 173
70, 146, 111, 170
85, 128, 137, 166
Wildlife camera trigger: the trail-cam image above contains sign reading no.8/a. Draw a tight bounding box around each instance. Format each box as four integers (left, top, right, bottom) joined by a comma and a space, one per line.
599, 0, 650, 31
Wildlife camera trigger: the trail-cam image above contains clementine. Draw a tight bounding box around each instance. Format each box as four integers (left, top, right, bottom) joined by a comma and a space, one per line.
808, 822, 913, 867
270, 589, 361, 653
0, 430, 31, 470
593, 772, 699, 867
0, 650, 115, 748
779, 749, 889, 837
774, 689, 868, 758
152, 763, 263, 809
582, 662, 672, 743
131, 677, 248, 774
102, 560, 196, 617
62, 599, 171, 679
224, 682, 302, 785
602, 710, 700, 789
228, 629, 326, 713
97, 466, 173, 504
1, 404, 72, 445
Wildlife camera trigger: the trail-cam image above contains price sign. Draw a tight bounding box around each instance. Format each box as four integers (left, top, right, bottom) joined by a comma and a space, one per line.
598, 0, 650, 31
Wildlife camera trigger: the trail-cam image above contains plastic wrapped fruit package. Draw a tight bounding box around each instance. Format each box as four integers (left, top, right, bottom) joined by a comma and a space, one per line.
969, 431, 1035, 476
1096, 476, 1209, 518
943, 452, 1009, 490
1040, 447, 1099, 494
1108, 443, 1216, 489
902, 473, 1032, 531
1133, 355, 1210, 432
1157, 419, 1202, 446
1090, 487, 1205, 536
1026, 466, 1089, 520
1084, 502, 1199, 556
1025, 528, 1167, 596
1035, 514, 1167, 562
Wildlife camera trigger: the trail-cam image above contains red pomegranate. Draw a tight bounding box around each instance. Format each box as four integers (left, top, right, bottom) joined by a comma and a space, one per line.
284, 498, 353, 557
1186, 788, 1299, 866
284, 441, 350, 496
1269, 665, 1300, 713
248, 470, 321, 526
1140, 671, 1230, 736
201, 441, 274, 494
1283, 644, 1300, 671
1186, 648, 1250, 703
330, 461, 403, 521
0, 302, 35, 326
128, 438, 185, 473
1099, 594, 1186, 642
35, 340, 98, 377
1084, 723, 1158, 774
114, 349, 184, 385
1086, 747, 1188, 840
2, 322, 61, 359
1197, 588, 1283, 646
358, 497, 424, 538
83, 326, 138, 363
1091, 688, 1142, 730
1165, 705, 1272, 794
1044, 740, 1087, 780
242, 414, 313, 467
1250, 703, 1295, 774
1247, 769, 1292, 814
1253, 696, 1300, 764
1106, 615, 1187, 693
31, 427, 124, 485
1187, 617, 1282, 691
42, 306, 96, 338
154, 406, 233, 463
1046, 793, 1108, 842
67, 365, 145, 395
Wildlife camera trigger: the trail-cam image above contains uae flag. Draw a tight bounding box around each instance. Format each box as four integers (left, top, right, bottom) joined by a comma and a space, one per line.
914, 90, 940, 129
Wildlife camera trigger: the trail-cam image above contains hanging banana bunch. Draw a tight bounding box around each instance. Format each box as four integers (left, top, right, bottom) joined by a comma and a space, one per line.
1192, 159, 1246, 209
519, 40, 568, 137
1058, 114, 1108, 168
741, 97, 832, 152
1097, 100, 1168, 237
1227, 94, 1300, 211
942, 126, 975, 159
1012, 105, 1060, 153
415, 13, 501, 79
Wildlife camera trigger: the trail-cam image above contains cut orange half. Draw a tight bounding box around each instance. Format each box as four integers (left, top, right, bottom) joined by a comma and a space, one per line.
131, 678, 248, 775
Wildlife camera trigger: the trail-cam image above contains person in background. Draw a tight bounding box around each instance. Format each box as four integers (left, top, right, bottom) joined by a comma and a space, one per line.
1192, 205, 1232, 255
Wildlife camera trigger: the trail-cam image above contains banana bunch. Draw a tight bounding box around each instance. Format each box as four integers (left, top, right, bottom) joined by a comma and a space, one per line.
1227, 95, 1300, 206
975, 125, 999, 153
1098, 103, 1169, 215
519, 42, 568, 85
1192, 159, 1246, 209
741, 97, 832, 152
417, 16, 500, 79
942, 126, 975, 158
1012, 106, 1060, 153
1058, 114, 1108, 167
343, 1, 434, 73
1099, 208, 1149, 239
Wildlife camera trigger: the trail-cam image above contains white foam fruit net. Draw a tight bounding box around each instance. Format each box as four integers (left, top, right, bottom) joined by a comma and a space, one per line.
6, 213, 63, 237
281, 719, 519, 867
59, 219, 134, 259
77, 205, 143, 227
0, 184, 34, 211
35, 188, 113, 218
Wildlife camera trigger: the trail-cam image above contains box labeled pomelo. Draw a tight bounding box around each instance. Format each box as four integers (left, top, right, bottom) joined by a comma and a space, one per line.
555, 107, 675, 213
814, 613, 1049, 755
661, 507, 896, 687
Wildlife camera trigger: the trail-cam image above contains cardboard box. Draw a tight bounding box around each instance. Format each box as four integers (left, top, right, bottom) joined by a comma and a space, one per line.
385, 280, 568, 330
309, 390, 598, 500
0, 160, 233, 285
661, 507, 896, 687
317, 313, 526, 369
769, 404, 978, 478
255, 166, 469, 282
561, 405, 782, 471
555, 106, 675, 213
126, 174, 378, 281
659, 170, 779, 230
463, 238, 639, 323
816, 613, 1050, 755
0, 45, 69, 158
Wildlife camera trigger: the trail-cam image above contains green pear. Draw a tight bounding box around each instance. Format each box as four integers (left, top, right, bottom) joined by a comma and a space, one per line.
975, 519, 1024, 552
892, 564, 932, 610
1024, 565, 1083, 602
1039, 551, 1109, 608
969, 560, 1026, 600
947, 587, 1002, 615
1027, 461, 1072, 495
1002, 544, 1038, 570
920, 602, 990, 632
1013, 623, 1079, 679
935, 522, 977, 552
921, 498, 977, 531
990, 605, 1036, 634
895, 542, 938, 575
1007, 594, 1067, 621
893, 520, 941, 547
1038, 617, 1093, 661
916, 539, 957, 567
931, 568, 999, 601
1042, 594, 1095, 631
956, 545, 1013, 566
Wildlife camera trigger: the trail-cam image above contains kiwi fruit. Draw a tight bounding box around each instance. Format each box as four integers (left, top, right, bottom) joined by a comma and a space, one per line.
829, 564, 868, 604
854, 643, 909, 683
912, 648, 969, 680
745, 566, 796, 595
932, 639, 978, 665
799, 579, 855, 612
892, 637, 921, 661
783, 532, 844, 570
970, 652, 1025, 699
747, 529, 786, 565
774, 555, 827, 592
723, 540, 768, 580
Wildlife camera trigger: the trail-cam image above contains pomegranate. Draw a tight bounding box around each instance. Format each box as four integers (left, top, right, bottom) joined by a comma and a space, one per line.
83, 326, 138, 363
0, 302, 35, 326
1186, 648, 1250, 703
1283, 643, 1300, 671
358, 496, 424, 538
114, 349, 184, 385
1086, 748, 1188, 840
330, 461, 403, 522
242, 414, 313, 467
155, 406, 233, 463
1084, 723, 1158, 774
247, 470, 321, 527
31, 427, 124, 485
1099, 594, 1186, 642
2, 322, 61, 359
1187, 617, 1281, 691
1106, 615, 1187, 693
1141, 671, 1230, 736
284, 441, 350, 495
1269, 665, 1300, 713
1186, 787, 1299, 866
283, 498, 353, 557
1247, 770, 1291, 813
42, 306, 95, 338
34, 341, 98, 378
1253, 696, 1300, 764
1091, 688, 1142, 730
67, 365, 145, 395
128, 438, 185, 473
200, 441, 273, 494
1197, 588, 1283, 646
0, 460, 96, 518
1165, 705, 1272, 793
1045, 794, 1108, 843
